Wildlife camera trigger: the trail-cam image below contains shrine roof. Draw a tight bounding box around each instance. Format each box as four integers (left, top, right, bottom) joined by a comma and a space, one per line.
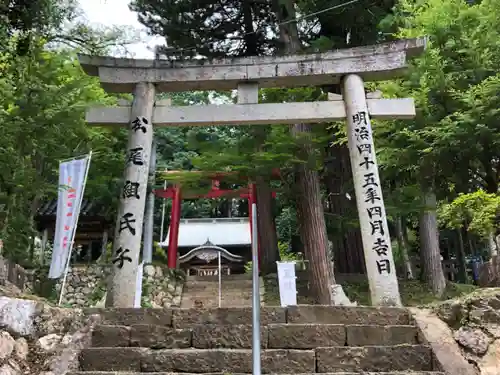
159, 218, 250, 248
78, 38, 426, 93
36, 199, 110, 219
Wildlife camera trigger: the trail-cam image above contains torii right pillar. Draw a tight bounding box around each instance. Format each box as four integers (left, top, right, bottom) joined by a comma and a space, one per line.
343, 74, 401, 306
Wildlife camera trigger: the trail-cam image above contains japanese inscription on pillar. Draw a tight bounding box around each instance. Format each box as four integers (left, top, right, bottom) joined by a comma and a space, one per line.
343, 74, 401, 306
111, 117, 149, 269
352, 111, 392, 275
107, 82, 156, 308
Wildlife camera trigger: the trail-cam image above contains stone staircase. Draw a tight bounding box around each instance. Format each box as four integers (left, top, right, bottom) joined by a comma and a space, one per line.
180, 274, 261, 308
71, 305, 446, 375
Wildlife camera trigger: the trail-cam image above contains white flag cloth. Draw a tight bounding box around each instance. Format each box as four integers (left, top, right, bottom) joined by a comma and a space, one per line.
48, 156, 90, 279
134, 262, 145, 307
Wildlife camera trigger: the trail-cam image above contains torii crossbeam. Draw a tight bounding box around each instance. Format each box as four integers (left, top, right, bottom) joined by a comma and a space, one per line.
79, 37, 426, 308
86, 95, 415, 127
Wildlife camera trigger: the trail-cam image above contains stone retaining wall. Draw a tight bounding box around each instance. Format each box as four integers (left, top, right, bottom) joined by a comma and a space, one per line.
54, 264, 185, 308
0, 296, 99, 375
143, 264, 184, 307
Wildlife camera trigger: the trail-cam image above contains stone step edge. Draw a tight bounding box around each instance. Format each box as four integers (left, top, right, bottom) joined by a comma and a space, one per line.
83, 344, 430, 351
69, 372, 446, 375
86, 306, 412, 327
95, 323, 417, 330
94, 323, 417, 327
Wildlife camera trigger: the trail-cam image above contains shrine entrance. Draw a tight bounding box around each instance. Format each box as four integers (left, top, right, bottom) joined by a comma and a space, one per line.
160, 218, 249, 275
154, 170, 279, 270
80, 37, 425, 307
178, 239, 244, 277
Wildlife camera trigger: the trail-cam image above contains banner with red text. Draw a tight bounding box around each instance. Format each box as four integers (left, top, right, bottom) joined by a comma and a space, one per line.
48, 156, 90, 279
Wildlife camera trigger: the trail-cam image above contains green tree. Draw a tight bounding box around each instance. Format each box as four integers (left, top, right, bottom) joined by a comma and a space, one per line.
439, 190, 500, 248
0, 2, 134, 264
376, 0, 500, 294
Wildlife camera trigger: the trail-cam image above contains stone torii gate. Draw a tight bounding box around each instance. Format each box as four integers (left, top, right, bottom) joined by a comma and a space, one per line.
79, 38, 425, 308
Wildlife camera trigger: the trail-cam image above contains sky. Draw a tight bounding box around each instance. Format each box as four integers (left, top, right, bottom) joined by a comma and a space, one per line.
78, 0, 163, 58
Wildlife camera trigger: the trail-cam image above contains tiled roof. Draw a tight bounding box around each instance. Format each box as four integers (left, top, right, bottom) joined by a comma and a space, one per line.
37, 199, 109, 218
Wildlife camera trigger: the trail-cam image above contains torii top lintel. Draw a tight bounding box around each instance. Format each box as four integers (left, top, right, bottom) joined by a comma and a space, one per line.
78, 38, 426, 94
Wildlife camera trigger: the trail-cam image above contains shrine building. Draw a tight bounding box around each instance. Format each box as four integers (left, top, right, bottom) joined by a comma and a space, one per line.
159, 217, 249, 276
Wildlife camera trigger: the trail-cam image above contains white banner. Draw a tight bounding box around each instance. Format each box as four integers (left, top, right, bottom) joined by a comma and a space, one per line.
49, 156, 90, 279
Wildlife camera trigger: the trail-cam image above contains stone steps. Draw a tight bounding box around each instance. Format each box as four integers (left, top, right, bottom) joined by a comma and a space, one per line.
182, 282, 254, 291
71, 372, 445, 375
182, 288, 254, 295
180, 279, 254, 308
84, 306, 412, 327
78, 346, 434, 373
183, 287, 254, 293
190, 280, 252, 283
180, 298, 251, 308
187, 273, 252, 281
91, 324, 419, 349
76, 306, 444, 374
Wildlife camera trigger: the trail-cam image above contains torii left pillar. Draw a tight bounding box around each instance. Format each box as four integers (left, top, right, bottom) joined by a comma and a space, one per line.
106, 82, 156, 308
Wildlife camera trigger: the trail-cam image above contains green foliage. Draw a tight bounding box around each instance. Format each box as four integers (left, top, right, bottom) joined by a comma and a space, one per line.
244, 241, 298, 273
140, 279, 153, 308
0, 46, 115, 262
275, 207, 298, 242
439, 190, 500, 238
89, 278, 107, 305
2, 0, 500, 294
377, 0, 500, 195
152, 242, 169, 264
372, 0, 500, 270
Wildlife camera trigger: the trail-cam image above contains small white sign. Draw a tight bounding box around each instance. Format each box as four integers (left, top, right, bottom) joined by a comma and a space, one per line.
134, 262, 144, 308
276, 261, 297, 307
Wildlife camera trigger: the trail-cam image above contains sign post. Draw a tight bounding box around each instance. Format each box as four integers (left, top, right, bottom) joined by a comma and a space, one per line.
218, 251, 222, 307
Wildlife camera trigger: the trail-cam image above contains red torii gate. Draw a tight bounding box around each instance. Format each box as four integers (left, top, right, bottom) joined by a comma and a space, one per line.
153, 170, 280, 269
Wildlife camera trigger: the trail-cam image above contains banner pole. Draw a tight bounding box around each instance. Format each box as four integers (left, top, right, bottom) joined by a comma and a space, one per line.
58, 151, 93, 306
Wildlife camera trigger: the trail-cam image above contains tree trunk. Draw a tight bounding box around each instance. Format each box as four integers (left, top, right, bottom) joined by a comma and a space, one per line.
274, 0, 336, 304
419, 188, 446, 296
395, 215, 414, 279
255, 175, 280, 274
456, 228, 468, 283
467, 232, 476, 256
293, 126, 336, 304
488, 231, 497, 258
324, 144, 365, 274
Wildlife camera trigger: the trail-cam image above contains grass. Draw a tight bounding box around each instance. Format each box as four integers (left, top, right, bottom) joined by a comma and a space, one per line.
262, 275, 478, 306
